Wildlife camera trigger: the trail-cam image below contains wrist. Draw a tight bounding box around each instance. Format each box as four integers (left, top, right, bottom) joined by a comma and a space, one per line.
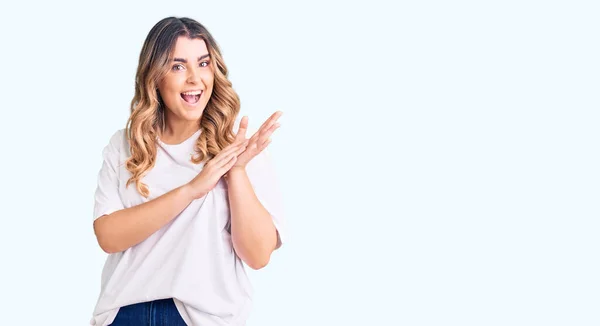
179, 183, 202, 201
229, 166, 247, 174
225, 166, 247, 182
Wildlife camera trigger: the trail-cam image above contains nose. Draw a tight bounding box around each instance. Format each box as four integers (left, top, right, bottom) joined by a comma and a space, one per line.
186, 67, 201, 85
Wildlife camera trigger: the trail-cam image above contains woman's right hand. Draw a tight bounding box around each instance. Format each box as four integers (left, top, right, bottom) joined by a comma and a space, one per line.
184, 140, 248, 200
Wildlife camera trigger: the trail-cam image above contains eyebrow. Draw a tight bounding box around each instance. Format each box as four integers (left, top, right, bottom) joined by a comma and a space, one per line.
173, 54, 210, 63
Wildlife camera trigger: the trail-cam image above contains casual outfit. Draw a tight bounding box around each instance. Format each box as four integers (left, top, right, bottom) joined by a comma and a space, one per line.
89, 128, 286, 326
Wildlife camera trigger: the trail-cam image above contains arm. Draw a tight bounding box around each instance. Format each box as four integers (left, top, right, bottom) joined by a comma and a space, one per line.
226, 111, 285, 270
93, 185, 195, 254
92, 134, 247, 254
226, 167, 278, 270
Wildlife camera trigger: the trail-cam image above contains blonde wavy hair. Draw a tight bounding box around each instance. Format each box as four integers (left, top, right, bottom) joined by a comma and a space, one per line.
124, 17, 240, 197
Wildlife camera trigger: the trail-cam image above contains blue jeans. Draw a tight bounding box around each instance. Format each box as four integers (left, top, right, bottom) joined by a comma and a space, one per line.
109, 298, 187, 325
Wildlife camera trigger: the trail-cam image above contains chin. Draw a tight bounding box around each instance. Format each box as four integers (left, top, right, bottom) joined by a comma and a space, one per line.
182, 109, 205, 121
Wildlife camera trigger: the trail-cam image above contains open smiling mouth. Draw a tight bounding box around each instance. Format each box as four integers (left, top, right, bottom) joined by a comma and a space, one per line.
181, 90, 202, 104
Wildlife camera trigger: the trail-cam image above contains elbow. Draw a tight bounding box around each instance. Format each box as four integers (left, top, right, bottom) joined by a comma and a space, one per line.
246, 255, 271, 270
242, 248, 272, 270
98, 240, 119, 254
96, 235, 120, 254
93, 218, 120, 254
251, 244, 277, 269
99, 245, 114, 255
231, 230, 276, 270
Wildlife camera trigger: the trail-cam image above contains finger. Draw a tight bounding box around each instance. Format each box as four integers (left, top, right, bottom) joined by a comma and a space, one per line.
220, 155, 238, 176
257, 138, 272, 152
224, 140, 248, 156
264, 111, 283, 127
261, 122, 280, 136
246, 117, 279, 151
234, 116, 249, 143
213, 141, 247, 164
257, 123, 280, 146
246, 122, 278, 153
255, 111, 283, 136
246, 132, 260, 149
262, 111, 282, 131
225, 154, 238, 170
214, 146, 245, 169
222, 137, 245, 151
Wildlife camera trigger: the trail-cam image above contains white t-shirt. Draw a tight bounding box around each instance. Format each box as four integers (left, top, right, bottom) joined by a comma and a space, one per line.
89, 127, 286, 326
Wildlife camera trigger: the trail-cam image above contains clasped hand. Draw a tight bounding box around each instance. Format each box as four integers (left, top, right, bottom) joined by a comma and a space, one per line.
185, 111, 282, 199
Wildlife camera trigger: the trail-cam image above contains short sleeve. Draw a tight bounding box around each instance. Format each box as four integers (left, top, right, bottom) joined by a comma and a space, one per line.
245, 149, 287, 249
93, 130, 126, 221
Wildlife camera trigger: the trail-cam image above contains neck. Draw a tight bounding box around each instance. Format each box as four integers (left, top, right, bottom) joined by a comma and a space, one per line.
160, 118, 201, 145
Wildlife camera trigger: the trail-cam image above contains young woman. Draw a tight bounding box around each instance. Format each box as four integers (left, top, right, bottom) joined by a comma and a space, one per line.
89, 17, 286, 326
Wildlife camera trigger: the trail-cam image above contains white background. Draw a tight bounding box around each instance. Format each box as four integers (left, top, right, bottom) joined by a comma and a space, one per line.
0, 1, 598, 325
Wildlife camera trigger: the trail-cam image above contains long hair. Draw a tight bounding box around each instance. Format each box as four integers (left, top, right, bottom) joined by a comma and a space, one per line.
124, 17, 240, 197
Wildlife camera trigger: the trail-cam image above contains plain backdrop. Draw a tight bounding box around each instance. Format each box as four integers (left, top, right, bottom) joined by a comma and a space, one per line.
0, 0, 598, 325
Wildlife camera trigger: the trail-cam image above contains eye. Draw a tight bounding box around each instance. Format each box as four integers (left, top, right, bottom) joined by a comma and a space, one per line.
200, 61, 210, 68
172, 64, 185, 71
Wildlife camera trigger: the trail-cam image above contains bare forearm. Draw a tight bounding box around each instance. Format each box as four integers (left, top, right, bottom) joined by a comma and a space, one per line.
93, 185, 197, 254
226, 167, 277, 269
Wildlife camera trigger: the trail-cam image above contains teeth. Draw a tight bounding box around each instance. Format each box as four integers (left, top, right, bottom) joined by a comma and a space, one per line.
182, 90, 202, 96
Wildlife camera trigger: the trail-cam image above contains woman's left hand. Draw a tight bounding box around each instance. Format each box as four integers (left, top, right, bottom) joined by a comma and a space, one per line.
231, 111, 282, 169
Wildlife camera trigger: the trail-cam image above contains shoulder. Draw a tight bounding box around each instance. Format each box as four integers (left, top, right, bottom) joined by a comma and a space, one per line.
110, 128, 126, 143
103, 128, 128, 154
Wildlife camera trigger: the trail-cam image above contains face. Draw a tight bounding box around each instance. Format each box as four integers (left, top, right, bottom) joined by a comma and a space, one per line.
158, 37, 214, 123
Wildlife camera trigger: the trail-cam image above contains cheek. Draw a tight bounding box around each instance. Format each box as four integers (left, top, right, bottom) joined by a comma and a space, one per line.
203, 71, 215, 88
160, 77, 183, 99
206, 79, 215, 96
